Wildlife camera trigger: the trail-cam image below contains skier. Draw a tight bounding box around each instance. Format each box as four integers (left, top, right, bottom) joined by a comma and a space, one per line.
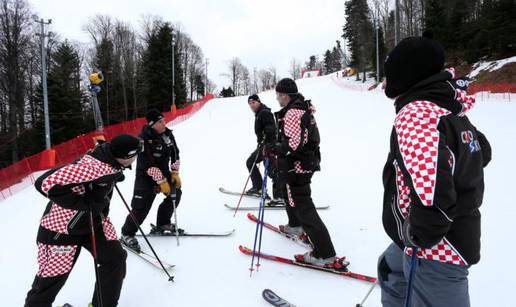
378, 32, 491, 307
264, 78, 340, 267
24, 134, 143, 307
245, 94, 282, 203
120, 109, 182, 252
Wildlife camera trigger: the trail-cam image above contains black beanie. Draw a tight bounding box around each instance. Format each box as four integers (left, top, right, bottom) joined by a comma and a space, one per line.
384, 31, 445, 98
248, 94, 260, 103
110, 134, 142, 159
275, 78, 298, 94
146, 109, 165, 126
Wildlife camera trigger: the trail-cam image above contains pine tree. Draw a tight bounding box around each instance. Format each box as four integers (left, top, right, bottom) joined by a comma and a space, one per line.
34, 41, 89, 146
323, 50, 333, 74
424, 0, 448, 44
93, 37, 114, 125
141, 23, 186, 113
343, 0, 373, 81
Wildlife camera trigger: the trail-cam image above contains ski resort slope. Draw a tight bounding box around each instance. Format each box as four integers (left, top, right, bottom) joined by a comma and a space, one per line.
1, 74, 514, 307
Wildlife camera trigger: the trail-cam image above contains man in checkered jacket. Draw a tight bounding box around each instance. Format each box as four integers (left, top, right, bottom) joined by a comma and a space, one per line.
378, 32, 491, 307
120, 109, 182, 252
264, 78, 338, 268
24, 134, 142, 307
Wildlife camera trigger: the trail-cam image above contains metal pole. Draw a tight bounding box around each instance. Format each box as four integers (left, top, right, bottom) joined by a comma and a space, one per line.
34, 17, 52, 149
205, 58, 209, 96
91, 91, 104, 132
171, 33, 175, 105
376, 18, 380, 84
395, 0, 400, 44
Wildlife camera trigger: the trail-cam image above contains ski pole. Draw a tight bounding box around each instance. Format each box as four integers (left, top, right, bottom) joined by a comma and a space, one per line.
255, 158, 269, 271
88, 207, 103, 307
404, 247, 418, 307
172, 190, 179, 247
115, 185, 174, 282
355, 280, 377, 307
249, 158, 269, 275
233, 143, 263, 217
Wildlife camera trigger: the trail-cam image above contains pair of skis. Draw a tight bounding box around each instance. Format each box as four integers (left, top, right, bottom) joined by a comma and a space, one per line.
220, 187, 330, 210
242, 213, 377, 284
122, 224, 235, 271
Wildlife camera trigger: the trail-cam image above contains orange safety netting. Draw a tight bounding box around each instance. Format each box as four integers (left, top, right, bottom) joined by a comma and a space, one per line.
0, 94, 214, 200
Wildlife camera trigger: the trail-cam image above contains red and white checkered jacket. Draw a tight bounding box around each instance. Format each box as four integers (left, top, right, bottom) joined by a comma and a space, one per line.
35, 148, 124, 238
382, 70, 491, 266
276, 99, 319, 174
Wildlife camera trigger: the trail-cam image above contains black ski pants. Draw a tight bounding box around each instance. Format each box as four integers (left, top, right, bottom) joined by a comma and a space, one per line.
246, 148, 281, 198
121, 185, 182, 236
284, 173, 336, 259
25, 229, 126, 307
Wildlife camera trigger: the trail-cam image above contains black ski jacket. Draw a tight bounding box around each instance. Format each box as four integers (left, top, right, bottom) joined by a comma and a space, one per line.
254, 103, 276, 145
382, 69, 491, 266
134, 125, 180, 190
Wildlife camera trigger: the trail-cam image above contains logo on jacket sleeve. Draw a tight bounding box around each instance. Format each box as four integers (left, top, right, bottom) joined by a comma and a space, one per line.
461, 130, 481, 153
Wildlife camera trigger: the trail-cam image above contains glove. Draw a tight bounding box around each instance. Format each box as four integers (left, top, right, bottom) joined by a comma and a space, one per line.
157, 179, 171, 196
171, 171, 182, 189
401, 216, 419, 248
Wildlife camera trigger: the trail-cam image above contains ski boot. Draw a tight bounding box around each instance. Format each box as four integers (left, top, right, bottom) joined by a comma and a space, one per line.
266, 198, 285, 207
120, 235, 141, 253
245, 187, 262, 197
295, 252, 350, 271
150, 223, 185, 235
279, 224, 311, 245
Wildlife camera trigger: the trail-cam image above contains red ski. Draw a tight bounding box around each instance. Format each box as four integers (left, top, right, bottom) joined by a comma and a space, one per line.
247, 213, 312, 248
239, 245, 377, 284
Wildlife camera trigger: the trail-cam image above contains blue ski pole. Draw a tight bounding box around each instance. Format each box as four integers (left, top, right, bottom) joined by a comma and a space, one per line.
249, 158, 269, 276
405, 247, 418, 307
255, 159, 270, 271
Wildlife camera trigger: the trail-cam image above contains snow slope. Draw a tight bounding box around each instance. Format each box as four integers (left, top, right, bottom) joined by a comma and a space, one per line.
1, 74, 514, 306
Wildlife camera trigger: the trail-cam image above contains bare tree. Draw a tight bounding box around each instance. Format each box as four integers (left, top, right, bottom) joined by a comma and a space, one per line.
289, 58, 301, 80
269, 65, 278, 87
0, 0, 32, 161
223, 57, 243, 95
83, 14, 113, 45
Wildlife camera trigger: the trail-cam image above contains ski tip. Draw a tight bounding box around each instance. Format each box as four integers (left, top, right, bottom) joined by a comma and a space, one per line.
246, 212, 253, 219
239, 245, 252, 254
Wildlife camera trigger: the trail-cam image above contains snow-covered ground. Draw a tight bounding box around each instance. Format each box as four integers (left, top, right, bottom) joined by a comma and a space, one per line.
1, 74, 514, 306
468, 55, 516, 79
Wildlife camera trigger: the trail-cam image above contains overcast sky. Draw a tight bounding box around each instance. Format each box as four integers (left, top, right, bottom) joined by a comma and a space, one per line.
29, 0, 347, 91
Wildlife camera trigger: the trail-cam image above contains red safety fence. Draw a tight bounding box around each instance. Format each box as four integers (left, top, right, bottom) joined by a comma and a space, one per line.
0, 94, 214, 200
468, 83, 516, 95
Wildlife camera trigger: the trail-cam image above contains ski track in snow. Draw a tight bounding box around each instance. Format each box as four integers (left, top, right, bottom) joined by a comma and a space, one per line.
1, 74, 514, 306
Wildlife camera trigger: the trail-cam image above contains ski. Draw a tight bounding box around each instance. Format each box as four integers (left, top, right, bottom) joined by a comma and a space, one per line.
247, 213, 312, 248
136, 229, 235, 237
136, 224, 235, 237
219, 187, 263, 198
262, 289, 296, 307
225, 203, 330, 210
239, 245, 377, 283
121, 240, 175, 271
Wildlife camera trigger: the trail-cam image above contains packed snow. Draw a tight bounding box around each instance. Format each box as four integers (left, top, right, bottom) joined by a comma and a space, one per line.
1, 74, 513, 306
